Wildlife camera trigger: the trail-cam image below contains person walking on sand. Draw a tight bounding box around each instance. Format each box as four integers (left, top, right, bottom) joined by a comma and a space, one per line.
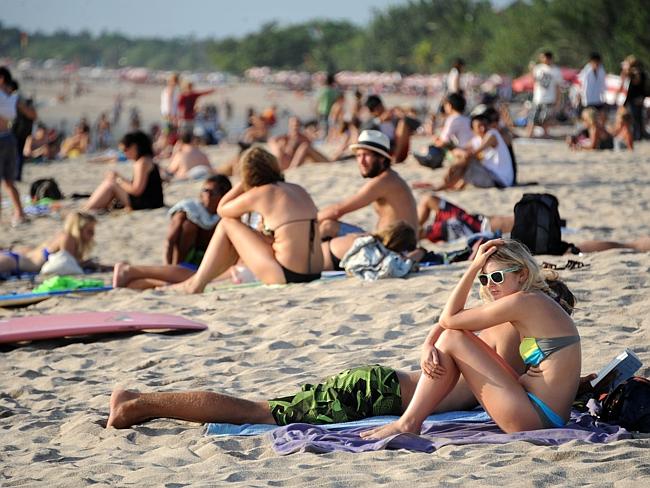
0, 66, 35, 225
318, 130, 418, 240
526, 52, 563, 138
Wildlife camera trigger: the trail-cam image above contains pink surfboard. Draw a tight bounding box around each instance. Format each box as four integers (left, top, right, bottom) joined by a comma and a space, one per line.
0, 311, 207, 344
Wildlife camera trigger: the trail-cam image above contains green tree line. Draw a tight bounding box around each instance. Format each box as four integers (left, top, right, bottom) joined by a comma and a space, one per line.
1, 0, 647, 75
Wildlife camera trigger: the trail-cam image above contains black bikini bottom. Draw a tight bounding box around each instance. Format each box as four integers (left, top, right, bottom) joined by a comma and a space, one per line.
281, 266, 321, 284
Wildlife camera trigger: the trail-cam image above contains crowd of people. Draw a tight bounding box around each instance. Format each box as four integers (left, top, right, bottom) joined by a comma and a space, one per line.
1, 51, 648, 442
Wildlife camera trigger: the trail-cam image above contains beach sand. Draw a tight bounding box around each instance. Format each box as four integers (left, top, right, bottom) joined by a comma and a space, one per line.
1, 80, 649, 486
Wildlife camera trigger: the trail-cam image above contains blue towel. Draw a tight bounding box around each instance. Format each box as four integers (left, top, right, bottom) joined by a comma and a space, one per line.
204, 409, 490, 436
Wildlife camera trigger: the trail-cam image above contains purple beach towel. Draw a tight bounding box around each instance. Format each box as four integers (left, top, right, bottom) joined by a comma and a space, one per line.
269, 410, 631, 455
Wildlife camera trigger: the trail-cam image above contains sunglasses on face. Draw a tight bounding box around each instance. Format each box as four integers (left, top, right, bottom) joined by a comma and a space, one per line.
201, 188, 220, 197
477, 266, 520, 286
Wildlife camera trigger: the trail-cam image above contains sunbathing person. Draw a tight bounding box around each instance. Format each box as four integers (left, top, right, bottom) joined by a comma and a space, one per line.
170, 146, 323, 293
360, 238, 581, 439
268, 116, 330, 170
84, 131, 164, 212
23, 122, 58, 161
164, 175, 232, 266
318, 130, 418, 239
164, 130, 213, 180
59, 121, 90, 159
566, 107, 613, 151
417, 195, 513, 243
0, 211, 103, 276
106, 276, 578, 429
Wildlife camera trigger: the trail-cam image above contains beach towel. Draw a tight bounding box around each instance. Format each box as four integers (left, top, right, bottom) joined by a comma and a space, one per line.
205, 409, 491, 437
340, 236, 415, 281
32, 275, 105, 293
268, 410, 631, 454
168, 198, 220, 230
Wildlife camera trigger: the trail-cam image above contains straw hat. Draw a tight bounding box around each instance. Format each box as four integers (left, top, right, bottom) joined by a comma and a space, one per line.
349, 130, 392, 160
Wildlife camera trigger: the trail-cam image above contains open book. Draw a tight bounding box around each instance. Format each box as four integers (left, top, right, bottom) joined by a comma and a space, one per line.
590, 348, 643, 393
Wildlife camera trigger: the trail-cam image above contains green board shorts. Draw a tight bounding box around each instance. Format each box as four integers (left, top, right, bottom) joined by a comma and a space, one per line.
268, 365, 402, 425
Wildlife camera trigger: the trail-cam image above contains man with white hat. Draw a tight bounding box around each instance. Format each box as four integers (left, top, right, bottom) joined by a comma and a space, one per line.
318, 129, 418, 239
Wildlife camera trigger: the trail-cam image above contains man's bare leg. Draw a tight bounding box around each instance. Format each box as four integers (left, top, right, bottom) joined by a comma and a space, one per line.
487, 215, 514, 234
113, 263, 194, 289
3, 181, 25, 220
107, 389, 275, 429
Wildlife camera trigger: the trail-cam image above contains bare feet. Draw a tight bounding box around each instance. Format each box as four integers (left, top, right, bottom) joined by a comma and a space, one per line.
165, 276, 206, 294
359, 419, 422, 440
112, 262, 130, 288
106, 389, 143, 429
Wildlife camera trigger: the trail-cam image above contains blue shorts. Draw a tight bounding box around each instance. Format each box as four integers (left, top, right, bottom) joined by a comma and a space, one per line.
337, 222, 365, 237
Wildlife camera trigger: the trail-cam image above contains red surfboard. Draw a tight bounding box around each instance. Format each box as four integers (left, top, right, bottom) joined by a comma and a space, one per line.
0, 311, 207, 344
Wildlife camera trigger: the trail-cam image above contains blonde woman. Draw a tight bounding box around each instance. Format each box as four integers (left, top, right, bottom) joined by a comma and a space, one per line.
362, 238, 581, 439
1, 211, 101, 275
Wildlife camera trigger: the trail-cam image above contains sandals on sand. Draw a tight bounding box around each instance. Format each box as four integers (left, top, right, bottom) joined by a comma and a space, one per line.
542, 260, 590, 271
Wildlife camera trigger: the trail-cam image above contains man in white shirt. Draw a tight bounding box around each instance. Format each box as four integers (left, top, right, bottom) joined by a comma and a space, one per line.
526, 51, 563, 137
579, 52, 606, 111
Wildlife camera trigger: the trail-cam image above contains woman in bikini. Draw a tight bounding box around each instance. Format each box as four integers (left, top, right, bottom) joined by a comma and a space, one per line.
0, 211, 100, 275
84, 130, 164, 212
361, 238, 581, 439
172, 146, 323, 293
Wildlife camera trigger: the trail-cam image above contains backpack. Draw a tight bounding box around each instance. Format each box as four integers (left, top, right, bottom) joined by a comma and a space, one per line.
30, 178, 64, 201
510, 193, 569, 255
600, 377, 650, 433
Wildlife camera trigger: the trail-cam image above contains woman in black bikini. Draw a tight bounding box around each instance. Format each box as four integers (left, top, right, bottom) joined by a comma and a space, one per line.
172, 146, 323, 293
84, 131, 164, 211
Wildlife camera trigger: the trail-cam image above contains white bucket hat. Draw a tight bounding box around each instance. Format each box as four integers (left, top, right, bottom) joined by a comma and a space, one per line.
349, 130, 392, 160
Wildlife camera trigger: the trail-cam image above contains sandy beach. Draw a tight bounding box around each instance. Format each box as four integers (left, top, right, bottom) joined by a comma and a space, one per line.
1, 80, 649, 486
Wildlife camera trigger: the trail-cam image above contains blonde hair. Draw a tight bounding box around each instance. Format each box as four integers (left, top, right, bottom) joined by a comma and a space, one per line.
239, 146, 284, 190
478, 239, 574, 314
63, 211, 97, 259
372, 221, 417, 253
581, 107, 597, 127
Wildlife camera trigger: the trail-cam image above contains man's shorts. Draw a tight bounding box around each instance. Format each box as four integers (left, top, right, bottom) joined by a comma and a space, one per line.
337, 221, 365, 237
464, 160, 499, 188
0, 132, 17, 182
529, 103, 554, 126
268, 365, 402, 425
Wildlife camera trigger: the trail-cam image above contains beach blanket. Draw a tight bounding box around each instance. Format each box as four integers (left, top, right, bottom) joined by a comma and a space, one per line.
268, 410, 631, 454
340, 236, 415, 281
205, 409, 490, 437
168, 198, 220, 230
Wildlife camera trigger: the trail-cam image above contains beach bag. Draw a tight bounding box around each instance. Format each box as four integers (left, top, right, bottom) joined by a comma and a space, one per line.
30, 178, 63, 201
415, 145, 446, 170
39, 250, 84, 276
511, 193, 569, 255
600, 377, 650, 433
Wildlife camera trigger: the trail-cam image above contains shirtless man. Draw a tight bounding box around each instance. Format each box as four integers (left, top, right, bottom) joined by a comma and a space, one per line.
164, 174, 232, 266
165, 130, 213, 180
268, 116, 329, 170
318, 130, 418, 239
0, 67, 35, 225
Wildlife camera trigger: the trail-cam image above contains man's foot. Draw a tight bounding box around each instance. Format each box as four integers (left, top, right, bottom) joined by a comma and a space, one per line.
112, 262, 131, 288
359, 419, 421, 440
106, 389, 143, 429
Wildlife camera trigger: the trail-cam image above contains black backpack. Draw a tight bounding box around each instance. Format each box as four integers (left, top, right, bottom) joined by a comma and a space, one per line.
600, 377, 650, 433
30, 178, 64, 201
511, 193, 569, 255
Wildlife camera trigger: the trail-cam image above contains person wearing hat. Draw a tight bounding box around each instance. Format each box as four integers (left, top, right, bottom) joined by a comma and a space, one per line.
318, 129, 418, 239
